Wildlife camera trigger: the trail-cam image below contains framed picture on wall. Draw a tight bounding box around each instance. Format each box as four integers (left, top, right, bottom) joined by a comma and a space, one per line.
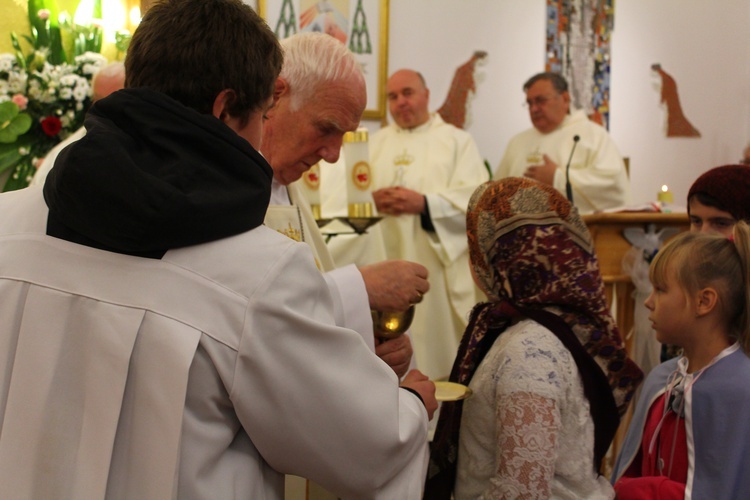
258, 0, 389, 119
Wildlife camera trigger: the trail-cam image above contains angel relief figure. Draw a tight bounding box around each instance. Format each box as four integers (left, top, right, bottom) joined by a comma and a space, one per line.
651, 63, 701, 138
437, 51, 488, 130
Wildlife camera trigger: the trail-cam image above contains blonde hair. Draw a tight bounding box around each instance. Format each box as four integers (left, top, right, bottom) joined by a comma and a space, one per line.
650, 222, 750, 351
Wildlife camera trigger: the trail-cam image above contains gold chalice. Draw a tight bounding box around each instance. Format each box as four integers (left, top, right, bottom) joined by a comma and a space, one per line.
372, 305, 473, 401
371, 305, 415, 340
370, 304, 472, 401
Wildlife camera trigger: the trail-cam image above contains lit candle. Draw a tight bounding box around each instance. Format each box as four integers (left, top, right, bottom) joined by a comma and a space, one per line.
299, 163, 322, 220
343, 128, 373, 218
657, 184, 674, 204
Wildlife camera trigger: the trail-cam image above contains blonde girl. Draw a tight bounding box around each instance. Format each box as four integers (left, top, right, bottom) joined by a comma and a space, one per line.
612, 221, 750, 499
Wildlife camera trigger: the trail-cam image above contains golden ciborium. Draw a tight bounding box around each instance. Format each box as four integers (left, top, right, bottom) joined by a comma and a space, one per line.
371, 305, 415, 340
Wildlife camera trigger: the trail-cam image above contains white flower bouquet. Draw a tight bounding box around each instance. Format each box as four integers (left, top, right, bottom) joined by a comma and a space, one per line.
0, 51, 106, 190
0, 0, 109, 191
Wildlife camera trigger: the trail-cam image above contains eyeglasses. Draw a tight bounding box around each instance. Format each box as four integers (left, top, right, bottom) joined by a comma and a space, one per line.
523, 94, 559, 108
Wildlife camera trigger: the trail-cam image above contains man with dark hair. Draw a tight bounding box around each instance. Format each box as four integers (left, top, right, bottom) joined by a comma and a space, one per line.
0, 1, 435, 498
523, 71, 569, 95
496, 71, 631, 213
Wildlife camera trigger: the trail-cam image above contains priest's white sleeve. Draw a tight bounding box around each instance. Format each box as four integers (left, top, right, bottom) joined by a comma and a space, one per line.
323, 264, 375, 351
231, 243, 430, 499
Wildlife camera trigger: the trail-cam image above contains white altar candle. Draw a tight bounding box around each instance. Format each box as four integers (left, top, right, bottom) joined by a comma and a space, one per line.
299, 162, 322, 219
343, 128, 373, 217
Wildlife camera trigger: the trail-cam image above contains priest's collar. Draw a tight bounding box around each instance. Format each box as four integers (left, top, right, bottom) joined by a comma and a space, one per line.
270, 177, 292, 206
395, 114, 435, 133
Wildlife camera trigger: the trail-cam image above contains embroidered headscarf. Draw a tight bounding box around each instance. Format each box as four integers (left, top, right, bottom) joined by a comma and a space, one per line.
425, 178, 643, 499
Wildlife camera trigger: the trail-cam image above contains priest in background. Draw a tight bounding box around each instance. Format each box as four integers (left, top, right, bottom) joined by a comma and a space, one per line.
369, 69, 489, 382
496, 72, 630, 213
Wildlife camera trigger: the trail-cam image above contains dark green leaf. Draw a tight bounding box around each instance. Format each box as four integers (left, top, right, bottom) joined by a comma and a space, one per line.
0, 149, 22, 175
49, 27, 66, 64
3, 159, 36, 192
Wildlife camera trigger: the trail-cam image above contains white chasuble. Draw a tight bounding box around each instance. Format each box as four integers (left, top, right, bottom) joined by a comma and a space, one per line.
496, 109, 631, 214
367, 115, 489, 380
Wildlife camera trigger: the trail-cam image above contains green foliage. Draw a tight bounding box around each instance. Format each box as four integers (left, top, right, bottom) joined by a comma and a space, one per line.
12, 0, 112, 68
9, 33, 27, 70
62, 0, 105, 58
0, 143, 25, 176
0, 102, 32, 144
69, 22, 103, 56
1, 0, 109, 191
24, 0, 67, 65
114, 30, 131, 59
2, 155, 37, 191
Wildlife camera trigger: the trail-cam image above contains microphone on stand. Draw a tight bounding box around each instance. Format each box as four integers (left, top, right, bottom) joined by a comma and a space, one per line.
565, 135, 580, 204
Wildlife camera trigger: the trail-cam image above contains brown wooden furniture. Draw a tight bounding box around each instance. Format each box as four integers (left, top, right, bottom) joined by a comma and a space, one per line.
582, 211, 689, 477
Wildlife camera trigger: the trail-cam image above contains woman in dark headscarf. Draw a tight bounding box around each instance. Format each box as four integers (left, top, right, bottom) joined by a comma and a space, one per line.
425, 177, 642, 499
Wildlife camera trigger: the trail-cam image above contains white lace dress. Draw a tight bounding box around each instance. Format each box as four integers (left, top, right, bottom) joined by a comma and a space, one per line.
454, 319, 614, 499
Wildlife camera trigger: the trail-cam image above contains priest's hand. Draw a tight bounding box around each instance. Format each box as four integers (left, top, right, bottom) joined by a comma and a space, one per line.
375, 333, 412, 379
400, 370, 437, 419
359, 260, 429, 312
373, 186, 425, 215
524, 154, 558, 186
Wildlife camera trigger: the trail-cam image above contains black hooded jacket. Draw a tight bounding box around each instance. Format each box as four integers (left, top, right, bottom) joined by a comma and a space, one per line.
44, 88, 272, 258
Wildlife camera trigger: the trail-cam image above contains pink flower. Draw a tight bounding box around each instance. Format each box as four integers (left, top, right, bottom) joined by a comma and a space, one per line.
38, 9, 51, 20
11, 94, 28, 110
41, 116, 62, 137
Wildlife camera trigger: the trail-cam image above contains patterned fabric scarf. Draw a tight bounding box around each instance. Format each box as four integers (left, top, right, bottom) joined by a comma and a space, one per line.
424, 178, 643, 499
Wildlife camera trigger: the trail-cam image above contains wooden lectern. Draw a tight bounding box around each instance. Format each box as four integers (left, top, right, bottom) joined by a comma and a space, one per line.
582, 211, 689, 477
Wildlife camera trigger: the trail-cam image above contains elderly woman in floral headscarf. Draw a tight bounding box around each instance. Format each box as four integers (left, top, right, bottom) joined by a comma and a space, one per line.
424, 177, 643, 499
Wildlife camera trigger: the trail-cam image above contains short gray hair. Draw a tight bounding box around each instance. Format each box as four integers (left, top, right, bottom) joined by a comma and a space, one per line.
523, 72, 568, 93
280, 32, 364, 110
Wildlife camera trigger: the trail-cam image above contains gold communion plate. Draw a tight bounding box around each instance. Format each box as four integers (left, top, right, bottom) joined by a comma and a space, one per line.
434, 381, 473, 402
